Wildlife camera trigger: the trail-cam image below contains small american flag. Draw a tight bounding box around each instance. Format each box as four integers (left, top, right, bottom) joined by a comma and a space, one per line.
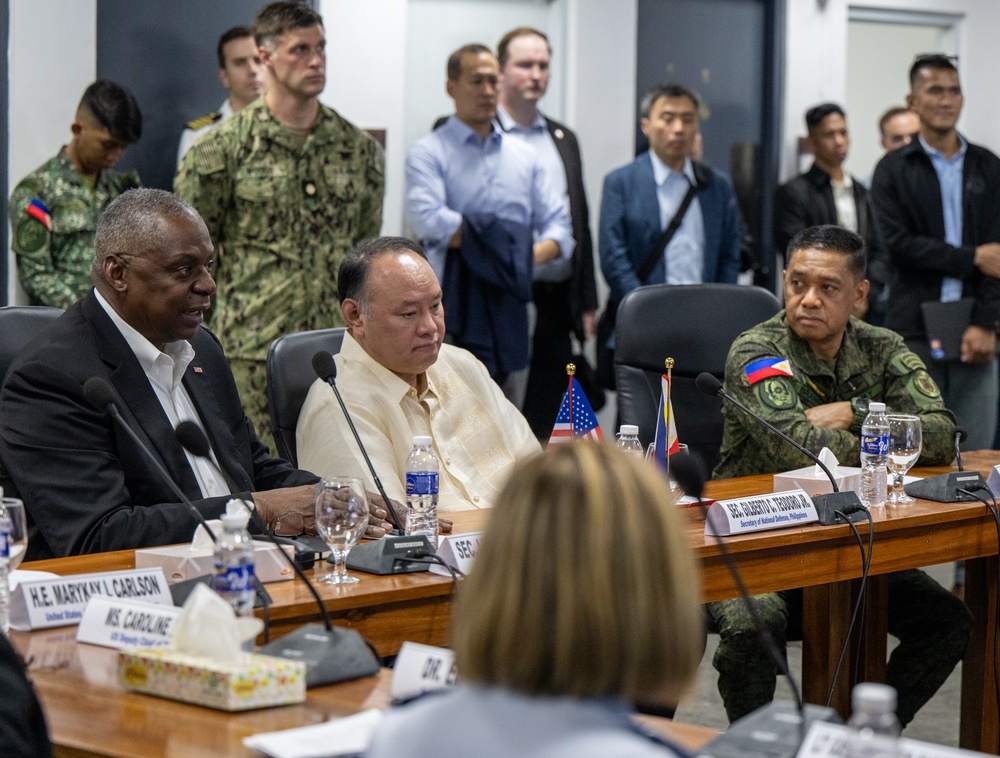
547, 377, 604, 447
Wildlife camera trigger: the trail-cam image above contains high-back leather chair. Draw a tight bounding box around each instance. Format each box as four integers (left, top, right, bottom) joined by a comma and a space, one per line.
0, 306, 64, 385
614, 284, 781, 474
266, 327, 346, 466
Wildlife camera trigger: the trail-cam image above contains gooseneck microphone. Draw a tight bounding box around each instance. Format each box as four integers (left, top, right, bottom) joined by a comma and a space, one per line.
83, 377, 217, 542
311, 351, 401, 533
695, 372, 865, 524
903, 424, 986, 502
173, 421, 380, 687
954, 425, 969, 471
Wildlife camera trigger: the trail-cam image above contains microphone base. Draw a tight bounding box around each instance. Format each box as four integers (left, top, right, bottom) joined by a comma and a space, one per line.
701, 700, 840, 758
257, 623, 380, 688
812, 491, 867, 525
904, 471, 987, 502
345, 535, 434, 575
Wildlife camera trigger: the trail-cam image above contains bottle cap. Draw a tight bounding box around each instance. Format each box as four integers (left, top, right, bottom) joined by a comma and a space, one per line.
412, 435, 433, 446
619, 424, 639, 436
851, 682, 897, 712
869, 402, 886, 413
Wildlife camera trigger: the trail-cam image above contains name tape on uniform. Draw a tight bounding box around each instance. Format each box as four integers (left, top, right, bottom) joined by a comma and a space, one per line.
390, 641, 457, 701
428, 532, 483, 577
10, 568, 172, 631
77, 596, 181, 649
705, 489, 817, 536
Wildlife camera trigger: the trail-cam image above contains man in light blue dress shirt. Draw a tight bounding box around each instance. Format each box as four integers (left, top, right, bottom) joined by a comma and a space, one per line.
405, 44, 573, 408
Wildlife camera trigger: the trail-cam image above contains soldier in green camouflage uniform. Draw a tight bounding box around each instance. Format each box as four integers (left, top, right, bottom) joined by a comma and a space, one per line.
174, 2, 384, 446
708, 225, 971, 726
9, 81, 142, 308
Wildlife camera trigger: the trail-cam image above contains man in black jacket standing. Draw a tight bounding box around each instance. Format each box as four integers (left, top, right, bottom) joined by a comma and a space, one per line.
871, 54, 1000, 452
774, 103, 889, 323
495, 27, 601, 434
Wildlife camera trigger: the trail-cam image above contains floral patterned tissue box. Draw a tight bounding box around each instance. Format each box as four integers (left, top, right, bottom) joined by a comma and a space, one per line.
118, 648, 306, 711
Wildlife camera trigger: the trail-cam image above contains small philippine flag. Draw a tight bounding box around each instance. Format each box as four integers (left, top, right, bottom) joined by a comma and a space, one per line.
26, 198, 52, 231
547, 377, 604, 447
652, 374, 681, 471
744, 357, 793, 385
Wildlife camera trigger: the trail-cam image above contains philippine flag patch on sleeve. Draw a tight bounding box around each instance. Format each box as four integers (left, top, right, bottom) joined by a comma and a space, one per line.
745, 357, 793, 385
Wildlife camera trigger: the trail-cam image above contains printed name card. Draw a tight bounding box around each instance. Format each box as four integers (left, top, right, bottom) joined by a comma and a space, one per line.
798, 720, 980, 757
77, 596, 181, 649
428, 531, 483, 577
10, 568, 172, 631
390, 641, 457, 701
705, 489, 818, 536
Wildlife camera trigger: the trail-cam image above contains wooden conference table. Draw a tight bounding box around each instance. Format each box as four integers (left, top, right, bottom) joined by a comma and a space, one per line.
20, 451, 1000, 754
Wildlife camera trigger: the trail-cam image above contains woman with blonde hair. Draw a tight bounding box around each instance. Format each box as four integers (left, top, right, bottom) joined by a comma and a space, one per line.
367, 441, 704, 757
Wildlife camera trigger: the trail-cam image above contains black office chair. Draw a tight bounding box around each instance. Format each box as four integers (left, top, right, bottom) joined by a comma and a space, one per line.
0, 306, 64, 385
265, 327, 346, 466
614, 283, 781, 474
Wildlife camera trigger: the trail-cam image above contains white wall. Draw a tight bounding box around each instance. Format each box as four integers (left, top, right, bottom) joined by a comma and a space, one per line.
7, 0, 97, 305
781, 0, 1000, 181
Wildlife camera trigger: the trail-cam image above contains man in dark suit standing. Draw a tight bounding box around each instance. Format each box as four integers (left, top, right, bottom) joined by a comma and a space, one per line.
0, 188, 391, 560
495, 27, 601, 435
598, 82, 741, 327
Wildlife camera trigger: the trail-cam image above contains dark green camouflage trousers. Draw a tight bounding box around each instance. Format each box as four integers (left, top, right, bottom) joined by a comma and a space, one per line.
706, 568, 972, 725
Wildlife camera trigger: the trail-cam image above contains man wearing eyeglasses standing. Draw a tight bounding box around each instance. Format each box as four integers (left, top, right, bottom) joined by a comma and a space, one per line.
872, 54, 1000, 453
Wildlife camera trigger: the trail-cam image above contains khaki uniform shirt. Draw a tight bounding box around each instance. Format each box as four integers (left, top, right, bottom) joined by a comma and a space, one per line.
9, 147, 141, 307
296, 332, 541, 511
174, 99, 384, 361
714, 312, 956, 479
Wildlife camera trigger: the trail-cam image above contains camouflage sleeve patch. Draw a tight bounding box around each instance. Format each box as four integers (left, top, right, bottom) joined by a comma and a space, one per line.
192, 137, 226, 175
889, 351, 926, 376
13, 216, 48, 255
755, 375, 798, 410
909, 368, 942, 400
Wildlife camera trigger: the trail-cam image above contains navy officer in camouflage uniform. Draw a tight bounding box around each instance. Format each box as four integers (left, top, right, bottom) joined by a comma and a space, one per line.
9, 80, 142, 308
175, 2, 384, 445
710, 224, 971, 726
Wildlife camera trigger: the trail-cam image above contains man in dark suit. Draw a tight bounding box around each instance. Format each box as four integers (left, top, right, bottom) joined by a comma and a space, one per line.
598, 82, 741, 310
0, 188, 391, 560
495, 27, 601, 434
773, 103, 889, 323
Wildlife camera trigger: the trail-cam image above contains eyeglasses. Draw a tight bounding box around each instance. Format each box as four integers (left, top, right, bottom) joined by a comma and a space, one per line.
273, 511, 305, 537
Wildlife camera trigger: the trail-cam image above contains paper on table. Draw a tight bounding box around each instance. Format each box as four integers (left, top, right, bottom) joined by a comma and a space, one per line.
9, 570, 58, 591
242, 708, 384, 758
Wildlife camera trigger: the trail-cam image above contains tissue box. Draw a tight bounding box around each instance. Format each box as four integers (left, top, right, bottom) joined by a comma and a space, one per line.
118, 648, 306, 711
774, 465, 862, 497
135, 541, 295, 584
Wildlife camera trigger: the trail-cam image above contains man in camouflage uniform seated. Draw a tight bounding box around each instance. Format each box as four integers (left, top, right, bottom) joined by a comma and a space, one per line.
175, 2, 384, 445
710, 224, 971, 726
9, 80, 142, 307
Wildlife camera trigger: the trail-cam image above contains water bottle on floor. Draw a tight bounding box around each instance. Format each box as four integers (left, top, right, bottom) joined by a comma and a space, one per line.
860, 401, 889, 509
845, 683, 901, 758
405, 435, 439, 549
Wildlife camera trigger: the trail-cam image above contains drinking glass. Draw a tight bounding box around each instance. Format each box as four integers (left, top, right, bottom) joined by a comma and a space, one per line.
315, 477, 367, 585
0, 498, 28, 571
886, 415, 922, 505
645, 442, 689, 497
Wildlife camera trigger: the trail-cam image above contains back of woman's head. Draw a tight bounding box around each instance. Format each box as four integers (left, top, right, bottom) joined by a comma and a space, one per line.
453, 441, 703, 706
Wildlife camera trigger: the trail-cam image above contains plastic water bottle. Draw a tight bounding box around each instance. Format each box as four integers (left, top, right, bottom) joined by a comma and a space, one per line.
0, 503, 10, 634
845, 683, 901, 758
211, 510, 255, 618
859, 401, 889, 509
405, 435, 439, 549
616, 424, 644, 457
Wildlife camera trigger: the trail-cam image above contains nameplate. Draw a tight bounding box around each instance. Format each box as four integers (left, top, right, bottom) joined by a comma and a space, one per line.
705, 489, 817, 536
987, 465, 1000, 495
390, 641, 457, 701
428, 531, 483, 577
77, 596, 181, 649
9, 568, 172, 631
799, 720, 985, 757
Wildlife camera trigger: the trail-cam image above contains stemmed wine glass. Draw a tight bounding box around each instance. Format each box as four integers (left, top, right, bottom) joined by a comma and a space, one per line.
886, 415, 922, 505
315, 477, 367, 585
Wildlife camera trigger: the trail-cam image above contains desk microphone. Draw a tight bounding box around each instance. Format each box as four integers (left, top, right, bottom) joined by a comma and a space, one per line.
311, 351, 401, 533
694, 372, 865, 524
904, 425, 986, 502
173, 420, 380, 687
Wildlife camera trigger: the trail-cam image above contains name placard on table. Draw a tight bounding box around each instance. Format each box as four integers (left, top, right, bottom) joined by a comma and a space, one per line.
391, 641, 457, 701
10, 568, 172, 631
705, 489, 818, 536
77, 596, 181, 649
428, 531, 483, 576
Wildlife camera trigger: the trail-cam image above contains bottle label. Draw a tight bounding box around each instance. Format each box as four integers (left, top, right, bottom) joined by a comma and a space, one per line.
212, 563, 254, 593
406, 472, 439, 497
0, 530, 8, 560
861, 433, 889, 455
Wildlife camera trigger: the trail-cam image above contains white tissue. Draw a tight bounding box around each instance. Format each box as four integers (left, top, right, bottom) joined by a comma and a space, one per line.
168, 583, 263, 664
813, 447, 840, 475
191, 499, 253, 550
